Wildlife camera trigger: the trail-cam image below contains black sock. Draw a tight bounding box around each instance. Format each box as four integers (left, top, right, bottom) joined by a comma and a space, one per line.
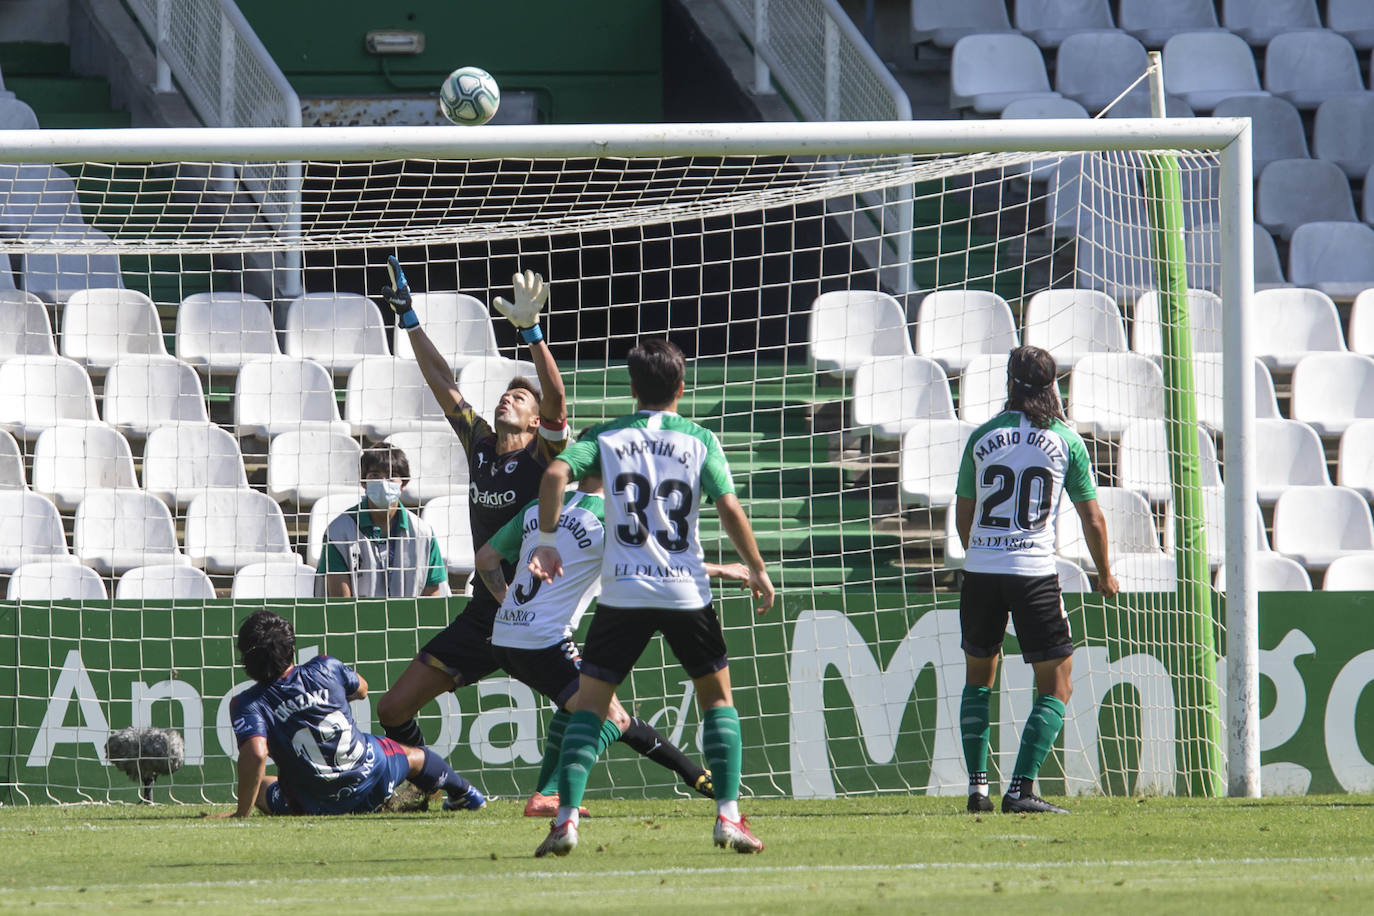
409, 747, 472, 798
1007, 775, 1027, 798
618, 716, 706, 784
383, 718, 425, 748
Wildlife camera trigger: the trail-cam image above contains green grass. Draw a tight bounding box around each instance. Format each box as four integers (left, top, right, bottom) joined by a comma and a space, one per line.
3, 796, 1373, 912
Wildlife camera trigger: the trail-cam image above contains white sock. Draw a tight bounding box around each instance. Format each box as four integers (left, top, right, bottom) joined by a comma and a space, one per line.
717, 799, 741, 821
969, 783, 989, 797
555, 805, 579, 827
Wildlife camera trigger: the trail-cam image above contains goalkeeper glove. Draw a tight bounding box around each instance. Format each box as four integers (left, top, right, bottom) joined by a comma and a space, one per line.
381, 255, 420, 330
492, 269, 549, 344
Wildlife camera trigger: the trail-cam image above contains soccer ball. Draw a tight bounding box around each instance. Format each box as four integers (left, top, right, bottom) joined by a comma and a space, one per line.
440, 66, 500, 126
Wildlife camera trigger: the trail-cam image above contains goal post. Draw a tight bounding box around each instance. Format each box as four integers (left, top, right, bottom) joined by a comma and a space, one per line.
0, 118, 1260, 803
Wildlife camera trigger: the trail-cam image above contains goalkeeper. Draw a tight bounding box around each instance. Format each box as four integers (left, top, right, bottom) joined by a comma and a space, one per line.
954, 344, 1119, 815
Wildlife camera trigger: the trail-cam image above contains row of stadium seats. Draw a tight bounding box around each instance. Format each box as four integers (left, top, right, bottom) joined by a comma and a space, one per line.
914, 0, 1372, 51
4, 559, 320, 602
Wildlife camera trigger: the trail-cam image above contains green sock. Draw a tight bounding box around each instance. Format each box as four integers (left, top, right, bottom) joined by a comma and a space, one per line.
702, 706, 742, 803
557, 710, 605, 809
535, 709, 571, 796
596, 718, 623, 754
960, 685, 992, 776
1013, 694, 1067, 782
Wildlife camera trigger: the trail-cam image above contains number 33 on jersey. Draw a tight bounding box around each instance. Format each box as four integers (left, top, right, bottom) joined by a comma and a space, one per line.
559, 410, 735, 609
955, 412, 1097, 577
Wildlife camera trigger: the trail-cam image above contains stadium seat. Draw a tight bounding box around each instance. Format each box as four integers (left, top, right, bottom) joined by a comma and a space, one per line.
1013, 0, 1114, 49
1067, 352, 1165, 438
1253, 418, 1332, 504
0, 164, 82, 237
1162, 31, 1270, 112
1055, 556, 1093, 593
0, 290, 55, 359
59, 288, 168, 375
1251, 287, 1348, 371
1054, 30, 1150, 113
1272, 485, 1374, 571
1074, 212, 1156, 301
1199, 485, 1270, 569
175, 291, 281, 376
949, 34, 1062, 114
345, 356, 452, 440
1253, 223, 1288, 289
1113, 553, 1179, 592
1346, 288, 1374, 354
897, 419, 974, 508
233, 356, 351, 440
1194, 354, 1282, 432
0, 490, 71, 572
102, 356, 211, 441
266, 430, 363, 508
1223, 0, 1321, 47
183, 489, 297, 574
306, 492, 367, 567
115, 564, 217, 601
1256, 160, 1357, 241
913, 289, 1018, 373
19, 226, 124, 305
1313, 96, 1374, 181
1056, 486, 1165, 570
385, 429, 472, 505
910, 0, 1012, 48
231, 561, 318, 600
1328, 0, 1374, 51
999, 97, 1090, 120
1319, 553, 1374, 590
7, 560, 106, 602
852, 355, 957, 440
422, 495, 477, 575
0, 97, 39, 130
282, 292, 390, 378
957, 353, 1010, 425
74, 488, 187, 575
1022, 288, 1129, 372
1117, 0, 1218, 49
943, 499, 964, 570
1131, 289, 1224, 357
1291, 353, 1374, 436
31, 425, 138, 512
808, 290, 912, 378
454, 356, 541, 421
0, 429, 23, 490
0, 354, 103, 442
1215, 552, 1312, 591
141, 424, 250, 510
1099, 90, 1194, 118
1288, 221, 1374, 299
1213, 96, 1309, 174
1117, 419, 1222, 505
1264, 30, 1366, 110
1337, 419, 1374, 499
391, 291, 500, 371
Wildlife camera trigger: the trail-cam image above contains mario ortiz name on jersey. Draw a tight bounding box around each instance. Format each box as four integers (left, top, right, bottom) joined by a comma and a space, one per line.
972, 426, 1065, 464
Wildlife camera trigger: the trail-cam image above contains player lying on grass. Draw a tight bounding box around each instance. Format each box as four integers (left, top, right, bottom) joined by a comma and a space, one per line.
527, 338, 775, 857
475, 467, 753, 812
218, 610, 486, 817
955, 344, 1119, 816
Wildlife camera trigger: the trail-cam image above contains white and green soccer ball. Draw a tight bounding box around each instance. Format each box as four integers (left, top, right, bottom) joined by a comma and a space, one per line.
440, 66, 500, 126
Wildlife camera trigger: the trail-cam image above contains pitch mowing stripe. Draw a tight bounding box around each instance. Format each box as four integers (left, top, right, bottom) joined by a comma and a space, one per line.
7, 855, 1374, 894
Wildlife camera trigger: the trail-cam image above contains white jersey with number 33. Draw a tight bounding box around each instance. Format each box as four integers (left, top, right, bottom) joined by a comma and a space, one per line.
558, 410, 736, 610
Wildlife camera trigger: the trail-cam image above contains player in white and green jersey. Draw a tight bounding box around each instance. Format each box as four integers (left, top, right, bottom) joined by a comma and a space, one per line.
955, 345, 1119, 816
526, 338, 775, 857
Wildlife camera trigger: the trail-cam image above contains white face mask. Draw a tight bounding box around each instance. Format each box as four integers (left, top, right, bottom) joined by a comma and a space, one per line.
365, 478, 402, 508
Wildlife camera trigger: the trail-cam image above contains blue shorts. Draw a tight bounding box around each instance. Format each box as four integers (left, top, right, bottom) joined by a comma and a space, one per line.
265, 736, 412, 815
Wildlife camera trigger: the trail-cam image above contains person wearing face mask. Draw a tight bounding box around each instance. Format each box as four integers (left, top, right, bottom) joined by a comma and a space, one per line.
315, 444, 447, 599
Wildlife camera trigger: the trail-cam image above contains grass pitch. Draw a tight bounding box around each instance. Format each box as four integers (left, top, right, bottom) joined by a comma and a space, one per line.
1, 795, 1372, 913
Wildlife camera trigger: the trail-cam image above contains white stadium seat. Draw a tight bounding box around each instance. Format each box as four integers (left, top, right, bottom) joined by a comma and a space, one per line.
1350, 288, 1374, 355
266, 430, 362, 508
913, 289, 1017, 373
949, 33, 1061, 114
1264, 30, 1365, 110
910, 0, 1011, 48
234, 356, 351, 440
1056, 487, 1164, 570
1251, 287, 1347, 371
74, 488, 188, 575
345, 356, 452, 440
808, 290, 911, 378
31, 425, 138, 512
1329, 0, 1374, 51
944, 499, 963, 570
1215, 553, 1312, 592
1162, 31, 1270, 112
1272, 485, 1374, 571
1132, 289, 1224, 357
422, 495, 477, 575
1117, 0, 1218, 48
0, 290, 56, 359
0, 429, 24, 490
1257, 159, 1357, 242
1337, 419, 1374, 499
1253, 418, 1332, 504
102, 356, 211, 441
307, 492, 367, 567
142, 424, 250, 510
1290, 353, 1374, 437
1117, 420, 1222, 505
391, 291, 500, 370
1054, 30, 1149, 113
116, 565, 217, 601
0, 354, 103, 442
231, 561, 318, 600
454, 357, 541, 421
898, 419, 974, 508
7, 561, 106, 602
957, 353, 1010, 425
852, 355, 956, 440
0, 164, 82, 237
1200, 485, 1270, 570
175, 291, 281, 376
1223, 0, 1320, 47
1014, 0, 1113, 49
1067, 352, 1165, 439
19, 226, 124, 305
184, 489, 297, 574
1055, 556, 1093, 593
0, 490, 71, 572
1000, 97, 1090, 120
1024, 288, 1129, 372
1253, 223, 1288, 289
386, 429, 471, 505
1213, 96, 1310, 174
1287, 221, 1374, 300
1113, 553, 1179, 592
1320, 554, 1374, 591
283, 292, 390, 377
1313, 96, 1374, 180
59, 288, 168, 374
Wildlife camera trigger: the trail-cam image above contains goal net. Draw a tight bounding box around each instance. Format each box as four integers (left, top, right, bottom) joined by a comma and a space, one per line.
0, 121, 1257, 805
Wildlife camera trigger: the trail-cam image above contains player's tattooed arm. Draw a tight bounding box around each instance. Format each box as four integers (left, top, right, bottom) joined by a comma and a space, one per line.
474, 544, 510, 603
